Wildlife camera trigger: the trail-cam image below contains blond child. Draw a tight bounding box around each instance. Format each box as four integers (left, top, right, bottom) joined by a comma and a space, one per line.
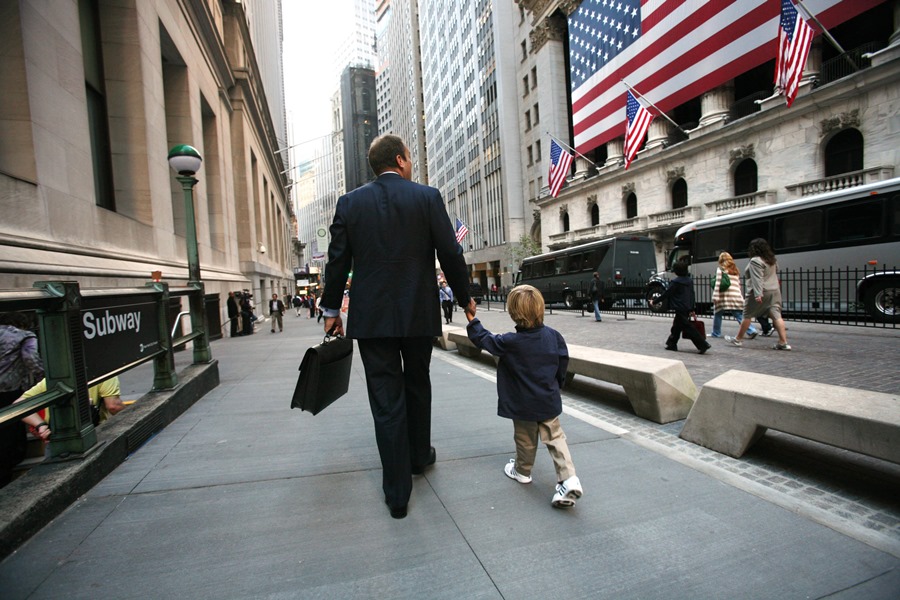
465, 285, 583, 508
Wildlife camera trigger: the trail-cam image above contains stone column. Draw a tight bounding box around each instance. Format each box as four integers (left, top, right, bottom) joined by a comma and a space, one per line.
699, 82, 734, 127
803, 37, 823, 83
605, 138, 624, 168
574, 156, 591, 178
645, 119, 669, 150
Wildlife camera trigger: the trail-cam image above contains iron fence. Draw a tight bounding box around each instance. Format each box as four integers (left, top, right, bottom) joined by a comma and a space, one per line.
503, 266, 898, 329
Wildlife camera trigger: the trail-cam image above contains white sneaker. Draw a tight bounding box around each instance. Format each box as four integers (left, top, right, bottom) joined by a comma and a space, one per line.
551, 475, 583, 508
503, 459, 532, 484
725, 336, 743, 347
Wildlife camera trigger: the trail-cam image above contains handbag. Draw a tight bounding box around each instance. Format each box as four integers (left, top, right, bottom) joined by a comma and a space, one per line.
682, 314, 706, 339
290, 333, 353, 415
709, 271, 731, 292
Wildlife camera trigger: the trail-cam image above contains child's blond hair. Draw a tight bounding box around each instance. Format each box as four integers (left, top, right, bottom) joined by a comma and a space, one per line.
507, 285, 544, 329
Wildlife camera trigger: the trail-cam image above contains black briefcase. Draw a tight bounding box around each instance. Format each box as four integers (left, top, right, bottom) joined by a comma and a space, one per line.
290, 335, 353, 415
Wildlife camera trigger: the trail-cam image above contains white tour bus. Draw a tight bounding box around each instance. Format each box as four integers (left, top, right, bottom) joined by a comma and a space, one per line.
644, 177, 900, 322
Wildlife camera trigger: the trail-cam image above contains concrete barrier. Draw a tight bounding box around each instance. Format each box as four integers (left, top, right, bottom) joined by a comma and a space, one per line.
434, 324, 463, 350
679, 370, 900, 463
447, 331, 696, 424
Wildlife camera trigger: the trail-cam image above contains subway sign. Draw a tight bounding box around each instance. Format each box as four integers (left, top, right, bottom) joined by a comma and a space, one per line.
81, 295, 161, 382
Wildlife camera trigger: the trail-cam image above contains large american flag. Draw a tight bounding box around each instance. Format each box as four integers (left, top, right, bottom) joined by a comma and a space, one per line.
776, 0, 815, 107
569, 0, 881, 154
548, 139, 574, 197
624, 91, 653, 169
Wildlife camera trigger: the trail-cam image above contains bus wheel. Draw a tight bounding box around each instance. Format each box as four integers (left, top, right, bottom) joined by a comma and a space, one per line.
563, 292, 577, 309
864, 280, 899, 323
646, 285, 667, 313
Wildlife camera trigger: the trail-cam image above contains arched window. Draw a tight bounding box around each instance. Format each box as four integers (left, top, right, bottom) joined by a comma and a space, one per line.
590, 203, 599, 226
825, 128, 863, 177
562, 212, 570, 232
672, 178, 688, 209
625, 193, 637, 219
734, 159, 758, 196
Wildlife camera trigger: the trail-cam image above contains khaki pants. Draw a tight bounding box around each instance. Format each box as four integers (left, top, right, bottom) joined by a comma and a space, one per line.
513, 417, 576, 482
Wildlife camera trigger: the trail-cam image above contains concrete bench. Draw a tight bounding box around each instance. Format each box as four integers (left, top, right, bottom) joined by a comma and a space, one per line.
434, 324, 463, 351
679, 370, 900, 463
447, 331, 697, 424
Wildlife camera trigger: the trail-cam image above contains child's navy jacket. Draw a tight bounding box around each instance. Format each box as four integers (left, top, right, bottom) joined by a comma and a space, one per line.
466, 318, 568, 421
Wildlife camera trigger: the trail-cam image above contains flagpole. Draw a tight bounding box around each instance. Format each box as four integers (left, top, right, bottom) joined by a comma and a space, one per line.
793, 0, 858, 72
545, 132, 601, 170
620, 79, 687, 135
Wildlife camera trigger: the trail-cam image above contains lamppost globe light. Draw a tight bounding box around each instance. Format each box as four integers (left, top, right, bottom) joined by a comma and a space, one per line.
167, 144, 202, 176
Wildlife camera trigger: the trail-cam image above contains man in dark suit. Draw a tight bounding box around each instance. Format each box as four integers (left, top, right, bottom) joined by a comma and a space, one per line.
321, 134, 474, 519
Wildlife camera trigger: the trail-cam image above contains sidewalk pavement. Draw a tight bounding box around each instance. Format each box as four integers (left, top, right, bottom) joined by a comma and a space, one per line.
1, 308, 898, 598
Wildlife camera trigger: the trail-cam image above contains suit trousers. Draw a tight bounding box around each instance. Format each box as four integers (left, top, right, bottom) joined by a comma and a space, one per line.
512, 417, 576, 482
356, 336, 434, 509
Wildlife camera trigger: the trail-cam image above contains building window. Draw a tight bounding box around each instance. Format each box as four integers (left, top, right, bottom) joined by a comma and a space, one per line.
533, 103, 539, 125
80, 0, 115, 210
672, 178, 688, 209
527, 145, 533, 166
525, 110, 531, 130
534, 140, 541, 162
591, 203, 600, 226
562, 212, 570, 232
521, 40, 527, 61
824, 128, 863, 177
734, 159, 758, 196
531, 66, 538, 89
523, 75, 529, 97
625, 193, 637, 219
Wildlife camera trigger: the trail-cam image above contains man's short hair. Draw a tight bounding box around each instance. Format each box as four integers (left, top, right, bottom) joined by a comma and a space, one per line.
507, 285, 545, 329
673, 261, 689, 277
368, 134, 406, 174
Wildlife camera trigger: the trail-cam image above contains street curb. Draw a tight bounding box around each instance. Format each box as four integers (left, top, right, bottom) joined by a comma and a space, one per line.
0, 360, 220, 560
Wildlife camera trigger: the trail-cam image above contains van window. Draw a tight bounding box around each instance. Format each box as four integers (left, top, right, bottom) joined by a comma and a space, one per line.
893, 195, 900, 235
731, 220, 770, 256
694, 228, 730, 260
554, 257, 566, 275
567, 253, 582, 273
521, 262, 533, 279
826, 199, 882, 242
585, 246, 610, 269
541, 259, 554, 277
775, 210, 821, 250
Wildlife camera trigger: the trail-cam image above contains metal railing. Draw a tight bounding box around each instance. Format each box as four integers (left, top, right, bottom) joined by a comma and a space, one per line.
531, 267, 898, 329
0, 281, 212, 459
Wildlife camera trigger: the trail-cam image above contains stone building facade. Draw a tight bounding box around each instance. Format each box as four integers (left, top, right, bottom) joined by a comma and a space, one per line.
517, 0, 899, 268
0, 0, 293, 317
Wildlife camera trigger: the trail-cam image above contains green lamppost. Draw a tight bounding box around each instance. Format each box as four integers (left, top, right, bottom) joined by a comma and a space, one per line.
167, 144, 203, 284
167, 144, 211, 363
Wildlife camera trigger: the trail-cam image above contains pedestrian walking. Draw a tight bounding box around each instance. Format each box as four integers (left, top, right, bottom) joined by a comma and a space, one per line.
465, 285, 583, 508
320, 134, 474, 519
726, 238, 791, 350
710, 252, 758, 339
652, 260, 711, 354
589, 271, 604, 322
268, 293, 284, 333
439, 281, 455, 324
227, 291, 240, 337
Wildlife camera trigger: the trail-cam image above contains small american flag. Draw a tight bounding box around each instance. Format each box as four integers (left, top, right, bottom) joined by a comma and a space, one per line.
624, 91, 653, 170
548, 139, 574, 198
455, 218, 469, 244
775, 0, 814, 107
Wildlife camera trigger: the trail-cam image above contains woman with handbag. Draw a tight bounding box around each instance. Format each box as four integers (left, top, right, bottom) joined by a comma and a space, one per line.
726, 238, 791, 350
710, 252, 758, 339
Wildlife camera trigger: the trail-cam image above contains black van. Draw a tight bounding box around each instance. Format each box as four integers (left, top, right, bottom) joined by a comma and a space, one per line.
468, 282, 484, 304
515, 236, 658, 309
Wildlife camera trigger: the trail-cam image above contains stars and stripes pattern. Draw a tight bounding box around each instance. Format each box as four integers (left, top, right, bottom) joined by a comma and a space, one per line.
569, 0, 879, 155
548, 139, 574, 198
624, 91, 653, 169
455, 218, 469, 244
775, 0, 815, 107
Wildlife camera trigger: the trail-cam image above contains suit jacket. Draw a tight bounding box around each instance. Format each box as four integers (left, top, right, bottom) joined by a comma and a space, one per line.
322, 172, 471, 339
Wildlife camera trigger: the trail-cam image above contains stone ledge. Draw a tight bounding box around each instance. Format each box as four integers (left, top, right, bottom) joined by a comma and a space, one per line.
0, 360, 220, 560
